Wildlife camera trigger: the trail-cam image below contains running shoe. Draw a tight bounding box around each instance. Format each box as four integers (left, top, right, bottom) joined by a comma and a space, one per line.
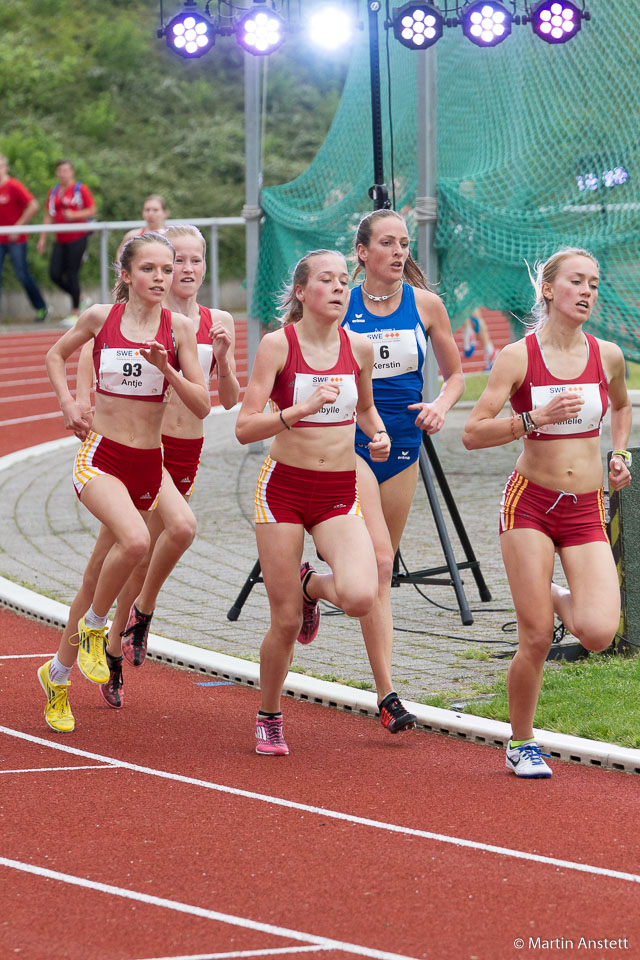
484, 347, 499, 372
255, 715, 289, 756
38, 660, 75, 732
34, 307, 49, 323
297, 562, 320, 645
379, 692, 417, 733
100, 651, 124, 709
505, 740, 552, 778
121, 603, 153, 667
77, 617, 109, 684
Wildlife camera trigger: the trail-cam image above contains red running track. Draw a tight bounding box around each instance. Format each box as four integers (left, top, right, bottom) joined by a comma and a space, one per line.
2, 608, 640, 960
0, 324, 248, 455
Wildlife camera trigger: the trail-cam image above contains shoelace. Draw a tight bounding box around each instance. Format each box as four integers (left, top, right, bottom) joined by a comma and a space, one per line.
49, 684, 70, 711
86, 627, 106, 657
122, 616, 148, 648
517, 744, 551, 764
109, 660, 123, 689
262, 719, 286, 744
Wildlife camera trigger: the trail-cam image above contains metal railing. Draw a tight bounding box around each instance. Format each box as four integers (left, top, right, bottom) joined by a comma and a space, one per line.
2, 217, 246, 309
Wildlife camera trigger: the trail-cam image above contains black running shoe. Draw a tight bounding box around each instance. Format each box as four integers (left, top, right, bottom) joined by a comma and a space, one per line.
379, 692, 416, 734
100, 652, 124, 709
121, 603, 153, 667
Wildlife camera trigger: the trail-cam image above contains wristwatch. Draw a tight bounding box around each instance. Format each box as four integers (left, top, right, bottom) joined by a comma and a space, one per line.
612, 449, 632, 467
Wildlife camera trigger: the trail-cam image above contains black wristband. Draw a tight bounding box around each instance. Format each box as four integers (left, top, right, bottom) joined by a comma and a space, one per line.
279, 410, 291, 431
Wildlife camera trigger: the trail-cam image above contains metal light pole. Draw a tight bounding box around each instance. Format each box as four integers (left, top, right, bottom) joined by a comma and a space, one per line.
416, 47, 439, 402
243, 51, 262, 375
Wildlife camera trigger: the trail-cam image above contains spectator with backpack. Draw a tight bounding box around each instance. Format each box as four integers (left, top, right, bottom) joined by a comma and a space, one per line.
37, 159, 96, 326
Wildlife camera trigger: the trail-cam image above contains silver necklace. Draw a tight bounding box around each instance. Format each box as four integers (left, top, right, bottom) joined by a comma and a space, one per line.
361, 282, 403, 302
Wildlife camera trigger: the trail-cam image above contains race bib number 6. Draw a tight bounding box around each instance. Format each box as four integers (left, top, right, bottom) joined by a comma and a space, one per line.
366, 329, 418, 379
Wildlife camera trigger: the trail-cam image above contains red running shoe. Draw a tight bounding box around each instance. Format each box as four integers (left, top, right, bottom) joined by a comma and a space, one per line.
297, 562, 320, 645
121, 603, 153, 667
379, 692, 417, 733
100, 651, 124, 709
255, 715, 289, 756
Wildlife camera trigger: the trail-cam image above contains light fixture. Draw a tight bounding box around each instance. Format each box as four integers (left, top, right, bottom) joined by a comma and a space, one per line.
236, 4, 286, 56
392, 2, 444, 50
308, 5, 355, 50
164, 1, 215, 57
460, 1, 513, 46
529, 0, 583, 43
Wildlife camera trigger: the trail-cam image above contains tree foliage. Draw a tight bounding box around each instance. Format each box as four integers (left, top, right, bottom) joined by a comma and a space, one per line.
0, 0, 347, 290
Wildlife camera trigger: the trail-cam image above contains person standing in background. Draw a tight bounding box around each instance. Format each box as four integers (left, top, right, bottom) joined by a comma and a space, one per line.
117, 194, 169, 262
37, 159, 97, 327
0, 154, 48, 322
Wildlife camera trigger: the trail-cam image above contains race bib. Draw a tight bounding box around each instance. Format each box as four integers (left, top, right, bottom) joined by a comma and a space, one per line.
197, 343, 214, 381
530, 382, 603, 435
364, 329, 418, 379
293, 373, 358, 424
98, 347, 165, 398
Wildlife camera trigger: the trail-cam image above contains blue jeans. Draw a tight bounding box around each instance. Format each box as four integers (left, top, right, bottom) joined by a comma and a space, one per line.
0, 241, 47, 312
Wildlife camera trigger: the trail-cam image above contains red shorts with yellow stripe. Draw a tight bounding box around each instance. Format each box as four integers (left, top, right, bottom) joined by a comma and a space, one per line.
161, 434, 204, 498
499, 470, 608, 547
73, 431, 163, 511
254, 457, 362, 533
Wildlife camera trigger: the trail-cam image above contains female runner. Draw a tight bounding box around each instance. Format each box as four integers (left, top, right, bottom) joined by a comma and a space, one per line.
117, 194, 168, 260
463, 248, 632, 777
339, 209, 464, 732
97, 224, 240, 704
37, 232, 210, 732
235, 249, 390, 756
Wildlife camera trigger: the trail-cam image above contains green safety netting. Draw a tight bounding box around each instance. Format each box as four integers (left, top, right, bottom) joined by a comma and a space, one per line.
254, 0, 640, 358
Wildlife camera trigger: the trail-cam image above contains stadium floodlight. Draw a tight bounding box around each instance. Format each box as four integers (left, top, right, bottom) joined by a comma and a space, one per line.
308, 5, 355, 50
460, 1, 513, 46
391, 3, 444, 50
236, 3, 286, 55
164, 1, 215, 57
529, 0, 583, 43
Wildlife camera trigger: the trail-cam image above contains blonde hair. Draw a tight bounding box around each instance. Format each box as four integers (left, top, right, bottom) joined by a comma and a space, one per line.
113, 232, 175, 302
278, 249, 346, 326
526, 247, 599, 332
164, 223, 206, 256
353, 209, 429, 290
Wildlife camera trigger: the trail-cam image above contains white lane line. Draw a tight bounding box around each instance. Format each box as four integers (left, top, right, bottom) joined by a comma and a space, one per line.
0, 857, 421, 960
2, 724, 639, 885
0, 765, 113, 774
0, 654, 56, 659
0, 392, 57, 404
140, 948, 327, 959
0, 411, 62, 427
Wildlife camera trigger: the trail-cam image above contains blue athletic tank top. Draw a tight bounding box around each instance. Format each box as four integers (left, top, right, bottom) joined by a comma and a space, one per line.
343, 284, 427, 416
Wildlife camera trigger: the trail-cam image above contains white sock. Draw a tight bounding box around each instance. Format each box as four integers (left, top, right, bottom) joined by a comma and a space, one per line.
49, 655, 72, 684
84, 605, 108, 629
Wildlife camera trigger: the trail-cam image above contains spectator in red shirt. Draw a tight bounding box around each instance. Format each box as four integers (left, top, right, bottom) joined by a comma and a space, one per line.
37, 159, 97, 326
0, 154, 48, 322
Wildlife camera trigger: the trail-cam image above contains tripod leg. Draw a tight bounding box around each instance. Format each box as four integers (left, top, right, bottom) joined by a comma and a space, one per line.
423, 434, 492, 602
227, 558, 262, 621
419, 445, 474, 625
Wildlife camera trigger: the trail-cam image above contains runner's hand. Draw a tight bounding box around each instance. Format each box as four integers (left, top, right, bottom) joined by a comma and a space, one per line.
303, 382, 340, 417
141, 339, 168, 374
210, 321, 232, 362
60, 399, 92, 441
408, 401, 445, 434
534, 392, 584, 426
609, 455, 631, 491
368, 432, 391, 462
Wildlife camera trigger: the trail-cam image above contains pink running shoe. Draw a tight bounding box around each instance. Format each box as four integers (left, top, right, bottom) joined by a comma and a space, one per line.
121, 603, 153, 667
255, 715, 289, 756
297, 561, 320, 644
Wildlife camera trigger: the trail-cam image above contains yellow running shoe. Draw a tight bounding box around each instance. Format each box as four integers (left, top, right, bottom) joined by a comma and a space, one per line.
77, 616, 109, 684
38, 660, 75, 733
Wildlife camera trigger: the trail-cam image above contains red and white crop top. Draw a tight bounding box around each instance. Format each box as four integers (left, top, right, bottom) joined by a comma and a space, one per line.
510, 332, 609, 439
270, 324, 360, 428
93, 303, 179, 403
195, 305, 216, 382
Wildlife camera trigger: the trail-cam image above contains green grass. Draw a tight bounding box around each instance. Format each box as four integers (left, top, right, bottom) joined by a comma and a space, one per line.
421, 653, 640, 749
626, 361, 640, 389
